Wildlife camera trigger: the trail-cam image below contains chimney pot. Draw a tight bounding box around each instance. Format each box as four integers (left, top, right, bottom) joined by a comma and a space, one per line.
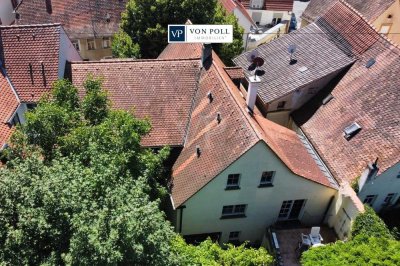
246, 75, 261, 111
201, 43, 212, 67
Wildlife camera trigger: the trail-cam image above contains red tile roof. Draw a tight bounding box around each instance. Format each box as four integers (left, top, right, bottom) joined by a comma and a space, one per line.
0, 70, 19, 149
302, 0, 396, 23
169, 45, 336, 207
294, 1, 400, 183
0, 24, 62, 102
224, 66, 245, 79
16, 0, 127, 39
158, 43, 203, 60
71, 59, 202, 147
240, 0, 294, 11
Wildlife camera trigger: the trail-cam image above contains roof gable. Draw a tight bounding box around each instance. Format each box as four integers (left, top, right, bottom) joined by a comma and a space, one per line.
0, 24, 62, 102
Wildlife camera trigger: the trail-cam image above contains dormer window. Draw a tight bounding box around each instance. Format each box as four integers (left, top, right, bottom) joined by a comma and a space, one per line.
344, 122, 362, 140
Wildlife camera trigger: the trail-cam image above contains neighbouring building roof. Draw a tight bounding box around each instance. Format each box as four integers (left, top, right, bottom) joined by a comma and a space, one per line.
71, 59, 202, 147
15, 0, 127, 39
158, 43, 203, 60
0, 24, 62, 102
233, 22, 355, 105
293, 1, 400, 183
168, 45, 336, 208
219, 0, 256, 27
240, 0, 294, 11
301, 0, 396, 23
0, 69, 19, 149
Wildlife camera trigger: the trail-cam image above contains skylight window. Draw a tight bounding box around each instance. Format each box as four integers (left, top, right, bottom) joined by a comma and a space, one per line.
344, 122, 362, 140
366, 58, 376, 68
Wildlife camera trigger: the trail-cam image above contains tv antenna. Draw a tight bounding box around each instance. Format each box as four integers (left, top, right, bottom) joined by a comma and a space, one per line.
288, 44, 297, 65
246, 50, 265, 77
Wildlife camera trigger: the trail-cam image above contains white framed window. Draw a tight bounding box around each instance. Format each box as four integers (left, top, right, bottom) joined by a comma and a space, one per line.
87, 39, 96, 50
260, 171, 275, 187
363, 195, 377, 206
229, 231, 240, 241
384, 193, 396, 204
72, 40, 80, 51
221, 204, 247, 218
226, 174, 240, 190
103, 37, 111, 48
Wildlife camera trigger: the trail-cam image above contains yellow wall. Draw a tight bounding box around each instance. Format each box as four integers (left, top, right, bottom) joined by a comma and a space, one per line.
373, 1, 400, 45
76, 38, 113, 61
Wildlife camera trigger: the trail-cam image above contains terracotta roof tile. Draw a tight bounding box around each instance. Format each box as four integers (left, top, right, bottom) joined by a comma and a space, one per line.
233, 23, 355, 104
71, 59, 201, 147
158, 43, 203, 60
0, 24, 62, 102
0, 70, 18, 148
240, 0, 294, 11
16, 0, 127, 39
294, 2, 400, 183
224, 66, 244, 79
302, 0, 396, 23
171, 48, 336, 207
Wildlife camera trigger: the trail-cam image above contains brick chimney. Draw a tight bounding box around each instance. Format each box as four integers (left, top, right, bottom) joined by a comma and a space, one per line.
45, 0, 53, 14
201, 43, 212, 67
246, 75, 261, 111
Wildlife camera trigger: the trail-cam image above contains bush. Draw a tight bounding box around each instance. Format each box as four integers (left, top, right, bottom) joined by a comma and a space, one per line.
352, 205, 393, 239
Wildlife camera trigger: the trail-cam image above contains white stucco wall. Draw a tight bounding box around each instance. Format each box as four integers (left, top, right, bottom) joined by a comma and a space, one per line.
326, 183, 364, 239
358, 162, 400, 212
248, 10, 291, 26
176, 141, 336, 243
58, 27, 82, 77
267, 68, 344, 113
233, 8, 253, 47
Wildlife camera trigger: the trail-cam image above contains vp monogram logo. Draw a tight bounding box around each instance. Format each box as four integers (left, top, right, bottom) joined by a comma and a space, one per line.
168, 26, 185, 42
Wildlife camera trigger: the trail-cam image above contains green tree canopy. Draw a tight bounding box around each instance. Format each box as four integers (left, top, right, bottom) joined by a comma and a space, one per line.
172, 236, 274, 266
113, 0, 244, 64
352, 205, 394, 239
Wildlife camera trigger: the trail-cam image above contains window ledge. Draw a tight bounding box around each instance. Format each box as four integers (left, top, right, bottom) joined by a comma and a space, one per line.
225, 186, 240, 191
258, 184, 273, 188
220, 214, 246, 219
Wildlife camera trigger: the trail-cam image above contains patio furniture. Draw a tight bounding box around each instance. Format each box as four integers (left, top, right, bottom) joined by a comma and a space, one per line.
309, 227, 323, 245
301, 233, 311, 246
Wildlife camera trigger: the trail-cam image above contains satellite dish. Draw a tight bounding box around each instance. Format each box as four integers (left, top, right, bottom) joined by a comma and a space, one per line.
288, 44, 297, 54
246, 50, 260, 63
253, 57, 264, 67
255, 69, 265, 77
248, 63, 257, 71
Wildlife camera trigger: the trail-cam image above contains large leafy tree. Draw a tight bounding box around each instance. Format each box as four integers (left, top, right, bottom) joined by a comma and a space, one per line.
1, 79, 271, 265
301, 206, 399, 265
113, 0, 243, 63
0, 79, 174, 264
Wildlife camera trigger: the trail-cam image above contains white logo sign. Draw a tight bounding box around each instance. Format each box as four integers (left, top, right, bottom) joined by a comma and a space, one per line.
168, 25, 233, 43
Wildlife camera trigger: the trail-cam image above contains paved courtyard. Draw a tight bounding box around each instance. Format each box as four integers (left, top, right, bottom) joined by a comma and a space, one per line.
275, 226, 337, 266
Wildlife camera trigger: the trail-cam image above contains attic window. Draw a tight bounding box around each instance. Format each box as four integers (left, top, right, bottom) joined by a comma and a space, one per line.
366, 58, 376, 68
344, 122, 362, 140
298, 66, 308, 73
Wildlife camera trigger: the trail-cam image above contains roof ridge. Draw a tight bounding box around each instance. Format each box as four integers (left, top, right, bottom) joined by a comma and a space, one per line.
1, 23, 62, 28
70, 58, 201, 64
211, 52, 263, 140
